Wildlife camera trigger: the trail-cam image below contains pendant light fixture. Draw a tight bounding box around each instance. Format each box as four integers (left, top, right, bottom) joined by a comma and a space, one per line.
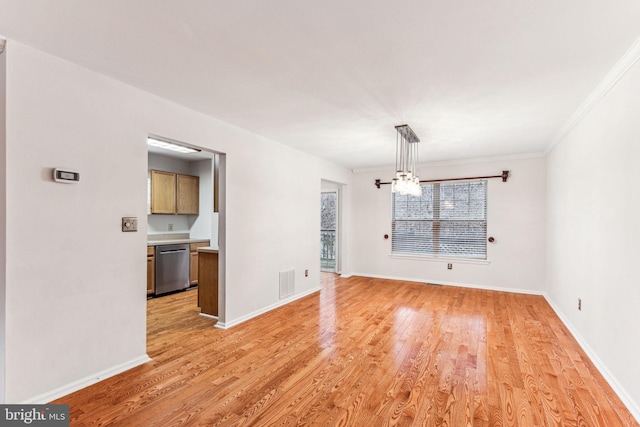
391, 124, 422, 197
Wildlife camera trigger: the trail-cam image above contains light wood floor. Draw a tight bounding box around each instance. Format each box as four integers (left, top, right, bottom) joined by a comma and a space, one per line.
56, 274, 638, 426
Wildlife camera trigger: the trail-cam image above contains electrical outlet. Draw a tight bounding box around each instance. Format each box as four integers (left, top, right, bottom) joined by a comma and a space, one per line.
578, 298, 582, 311
447, 263, 452, 270
168, 223, 173, 231
305, 269, 309, 277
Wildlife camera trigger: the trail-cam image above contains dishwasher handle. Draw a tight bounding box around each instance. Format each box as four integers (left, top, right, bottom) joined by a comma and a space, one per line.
159, 248, 188, 255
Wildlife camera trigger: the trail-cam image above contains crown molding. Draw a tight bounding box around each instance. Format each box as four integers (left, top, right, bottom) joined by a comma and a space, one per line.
546, 36, 640, 154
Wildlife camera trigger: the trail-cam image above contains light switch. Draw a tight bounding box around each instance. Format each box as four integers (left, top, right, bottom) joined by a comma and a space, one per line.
122, 217, 138, 232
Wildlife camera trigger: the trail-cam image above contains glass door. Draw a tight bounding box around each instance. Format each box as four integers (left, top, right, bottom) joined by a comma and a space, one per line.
320, 192, 337, 272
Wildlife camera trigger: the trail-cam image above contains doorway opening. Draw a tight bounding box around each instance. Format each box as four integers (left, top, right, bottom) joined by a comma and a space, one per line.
320, 191, 337, 273
146, 135, 226, 342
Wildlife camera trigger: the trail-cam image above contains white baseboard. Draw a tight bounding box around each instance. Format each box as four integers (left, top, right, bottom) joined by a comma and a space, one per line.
349, 272, 544, 296
543, 294, 640, 424
199, 312, 218, 320
20, 354, 151, 404
219, 286, 321, 330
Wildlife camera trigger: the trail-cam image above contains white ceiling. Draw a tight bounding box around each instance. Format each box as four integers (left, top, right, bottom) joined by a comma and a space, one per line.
1, 1, 640, 169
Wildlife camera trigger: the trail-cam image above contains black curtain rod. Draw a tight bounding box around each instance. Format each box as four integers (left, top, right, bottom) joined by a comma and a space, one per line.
375, 170, 509, 189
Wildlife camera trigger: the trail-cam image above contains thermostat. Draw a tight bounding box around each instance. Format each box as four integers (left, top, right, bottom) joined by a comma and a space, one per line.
53, 168, 80, 183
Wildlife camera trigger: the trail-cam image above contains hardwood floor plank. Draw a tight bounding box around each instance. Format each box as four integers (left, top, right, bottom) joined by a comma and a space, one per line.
53, 275, 639, 427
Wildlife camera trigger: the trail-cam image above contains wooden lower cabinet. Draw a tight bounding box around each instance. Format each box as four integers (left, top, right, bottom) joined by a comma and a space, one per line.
147, 246, 155, 295
190, 252, 198, 286
190, 242, 210, 286
198, 250, 218, 316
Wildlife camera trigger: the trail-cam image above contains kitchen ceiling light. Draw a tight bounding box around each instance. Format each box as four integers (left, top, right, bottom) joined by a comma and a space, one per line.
147, 137, 200, 154
391, 124, 422, 197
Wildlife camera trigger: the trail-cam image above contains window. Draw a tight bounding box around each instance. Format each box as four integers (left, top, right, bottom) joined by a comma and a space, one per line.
391, 180, 487, 259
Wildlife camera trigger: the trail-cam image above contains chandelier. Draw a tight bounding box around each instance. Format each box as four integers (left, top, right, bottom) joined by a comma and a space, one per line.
391, 124, 422, 197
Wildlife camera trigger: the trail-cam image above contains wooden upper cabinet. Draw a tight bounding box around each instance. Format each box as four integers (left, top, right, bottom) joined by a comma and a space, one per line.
177, 174, 199, 215
150, 169, 199, 215
150, 170, 177, 214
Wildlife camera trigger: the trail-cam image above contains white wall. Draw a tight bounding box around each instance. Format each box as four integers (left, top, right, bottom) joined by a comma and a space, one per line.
5, 42, 150, 403
0, 43, 7, 403
351, 156, 546, 293
148, 152, 194, 175
147, 214, 192, 235
546, 55, 640, 417
3, 41, 353, 402
189, 158, 214, 241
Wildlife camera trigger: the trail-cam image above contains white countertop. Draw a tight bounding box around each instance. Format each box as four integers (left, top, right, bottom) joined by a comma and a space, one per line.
147, 238, 210, 246
147, 234, 211, 246
197, 246, 219, 253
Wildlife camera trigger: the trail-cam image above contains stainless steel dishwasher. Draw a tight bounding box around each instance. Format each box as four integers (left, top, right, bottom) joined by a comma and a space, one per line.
155, 243, 190, 295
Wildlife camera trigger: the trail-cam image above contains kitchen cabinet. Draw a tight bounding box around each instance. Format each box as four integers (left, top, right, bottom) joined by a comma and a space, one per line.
198, 249, 218, 316
149, 169, 199, 215
177, 174, 199, 214
190, 241, 210, 286
147, 245, 155, 295
150, 170, 176, 214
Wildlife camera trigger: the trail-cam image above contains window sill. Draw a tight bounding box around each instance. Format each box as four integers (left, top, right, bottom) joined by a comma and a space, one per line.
388, 254, 491, 265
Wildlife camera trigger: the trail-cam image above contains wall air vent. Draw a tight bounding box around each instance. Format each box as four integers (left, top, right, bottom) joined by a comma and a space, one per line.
279, 270, 295, 299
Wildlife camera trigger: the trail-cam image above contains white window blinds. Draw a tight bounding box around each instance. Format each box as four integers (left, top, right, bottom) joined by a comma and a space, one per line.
391, 180, 487, 259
